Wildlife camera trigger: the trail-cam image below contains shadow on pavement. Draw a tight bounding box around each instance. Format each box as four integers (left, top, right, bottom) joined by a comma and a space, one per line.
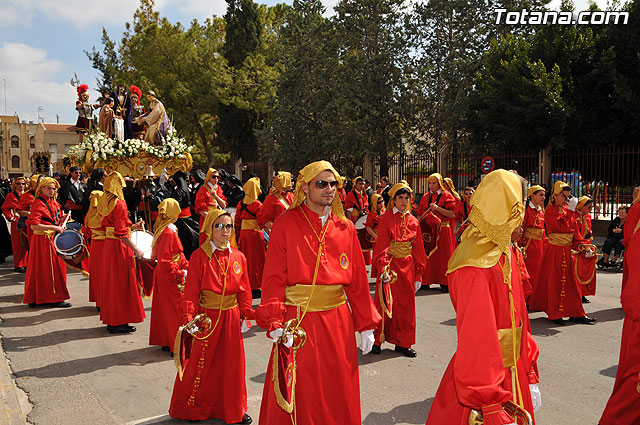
0, 293, 24, 304
13, 346, 168, 379
586, 307, 625, 323
1, 305, 101, 327
363, 397, 432, 425
126, 414, 225, 424
358, 347, 405, 365
439, 318, 456, 326
249, 372, 266, 384
3, 326, 109, 352
529, 317, 562, 337
600, 364, 618, 378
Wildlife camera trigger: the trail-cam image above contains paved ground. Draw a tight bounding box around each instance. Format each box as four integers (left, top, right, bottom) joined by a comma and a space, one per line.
0, 257, 625, 425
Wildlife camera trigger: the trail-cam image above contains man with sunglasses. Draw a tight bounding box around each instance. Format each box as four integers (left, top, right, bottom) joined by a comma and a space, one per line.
59, 166, 87, 224
255, 160, 381, 425
2, 177, 28, 271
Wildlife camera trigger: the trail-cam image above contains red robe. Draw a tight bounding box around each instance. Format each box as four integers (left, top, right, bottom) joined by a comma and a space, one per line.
575, 212, 596, 297
455, 199, 471, 245
417, 190, 457, 286
255, 204, 381, 425
365, 210, 382, 277
345, 189, 369, 222
258, 191, 294, 229
373, 209, 426, 347
622, 204, 640, 293
519, 204, 546, 304
427, 250, 539, 425
235, 200, 266, 290
149, 225, 188, 348
18, 191, 35, 244
599, 210, 640, 425
194, 185, 226, 230
169, 246, 253, 422
1, 192, 28, 268
23, 197, 69, 304
86, 226, 105, 307
528, 205, 587, 319
99, 200, 146, 326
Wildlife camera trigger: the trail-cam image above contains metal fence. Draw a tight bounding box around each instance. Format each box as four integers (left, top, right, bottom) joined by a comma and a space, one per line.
372, 152, 437, 194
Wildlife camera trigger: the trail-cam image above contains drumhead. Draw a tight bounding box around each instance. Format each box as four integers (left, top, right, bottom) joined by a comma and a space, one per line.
354, 215, 367, 230
131, 230, 154, 260
54, 230, 84, 258
66, 222, 82, 231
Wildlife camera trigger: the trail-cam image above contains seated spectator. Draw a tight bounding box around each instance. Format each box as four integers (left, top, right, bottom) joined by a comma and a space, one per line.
599, 205, 627, 266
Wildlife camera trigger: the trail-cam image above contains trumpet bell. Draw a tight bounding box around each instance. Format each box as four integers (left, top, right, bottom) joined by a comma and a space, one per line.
469, 401, 532, 425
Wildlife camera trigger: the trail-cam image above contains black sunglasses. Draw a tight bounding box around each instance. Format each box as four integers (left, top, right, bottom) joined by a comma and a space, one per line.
210, 175, 219, 179
314, 180, 339, 189
213, 223, 233, 230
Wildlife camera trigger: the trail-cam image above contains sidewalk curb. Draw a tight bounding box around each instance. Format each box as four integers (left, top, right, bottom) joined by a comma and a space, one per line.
0, 332, 29, 424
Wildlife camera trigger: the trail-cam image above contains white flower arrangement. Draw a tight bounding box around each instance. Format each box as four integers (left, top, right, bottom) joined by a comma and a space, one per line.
63, 130, 193, 164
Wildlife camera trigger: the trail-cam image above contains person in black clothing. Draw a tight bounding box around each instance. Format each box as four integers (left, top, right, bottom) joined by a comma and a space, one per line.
82, 168, 107, 217
599, 205, 628, 266
189, 169, 206, 220
58, 166, 87, 223
170, 171, 200, 259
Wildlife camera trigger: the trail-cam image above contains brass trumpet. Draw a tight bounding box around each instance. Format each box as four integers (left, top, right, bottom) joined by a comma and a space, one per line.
182, 313, 213, 337
281, 318, 308, 350
381, 264, 398, 285
469, 401, 532, 425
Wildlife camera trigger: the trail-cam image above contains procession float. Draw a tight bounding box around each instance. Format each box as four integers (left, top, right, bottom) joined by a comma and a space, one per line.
63, 82, 193, 178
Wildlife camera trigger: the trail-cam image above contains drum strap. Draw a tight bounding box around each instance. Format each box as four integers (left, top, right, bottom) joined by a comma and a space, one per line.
428, 192, 443, 206
463, 202, 468, 220
37, 197, 60, 225
240, 203, 257, 218
13, 191, 20, 202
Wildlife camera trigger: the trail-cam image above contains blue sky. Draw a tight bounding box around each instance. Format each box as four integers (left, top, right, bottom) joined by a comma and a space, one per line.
0, 0, 606, 125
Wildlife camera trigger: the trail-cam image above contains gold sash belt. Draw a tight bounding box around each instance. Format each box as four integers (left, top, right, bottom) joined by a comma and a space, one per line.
241, 219, 260, 231
440, 221, 451, 228
33, 230, 55, 237
91, 229, 106, 241
548, 232, 573, 246
523, 227, 544, 240
497, 326, 522, 368
105, 227, 131, 239
199, 289, 238, 310
389, 240, 412, 258
285, 284, 346, 312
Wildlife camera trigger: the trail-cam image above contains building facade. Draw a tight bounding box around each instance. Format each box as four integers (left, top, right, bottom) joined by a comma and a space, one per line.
0, 115, 78, 178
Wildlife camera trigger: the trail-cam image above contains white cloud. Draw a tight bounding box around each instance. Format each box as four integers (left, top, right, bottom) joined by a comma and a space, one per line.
0, 42, 97, 122
547, 0, 610, 11
171, 0, 228, 20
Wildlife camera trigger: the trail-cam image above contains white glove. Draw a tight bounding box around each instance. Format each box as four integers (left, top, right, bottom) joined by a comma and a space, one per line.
414, 281, 422, 293
567, 196, 578, 211
359, 329, 375, 355
240, 320, 250, 334
268, 327, 293, 347
529, 383, 541, 413
181, 270, 188, 278
380, 272, 391, 283
585, 250, 594, 258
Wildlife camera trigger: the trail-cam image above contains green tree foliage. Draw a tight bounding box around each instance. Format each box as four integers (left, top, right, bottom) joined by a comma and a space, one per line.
330, 0, 407, 176
466, 35, 567, 151
257, 0, 341, 173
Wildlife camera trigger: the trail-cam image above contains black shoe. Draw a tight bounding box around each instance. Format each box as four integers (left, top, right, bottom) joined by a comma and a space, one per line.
161, 346, 171, 352
48, 301, 71, 308
597, 258, 605, 267
28, 303, 38, 308
14, 267, 26, 273
439, 285, 449, 293
569, 316, 597, 325
96, 307, 100, 312
550, 318, 565, 326
419, 284, 431, 290
371, 344, 381, 355
237, 413, 252, 424
582, 296, 591, 304
251, 289, 262, 299
107, 324, 137, 334
0, 257, 5, 263
394, 345, 417, 357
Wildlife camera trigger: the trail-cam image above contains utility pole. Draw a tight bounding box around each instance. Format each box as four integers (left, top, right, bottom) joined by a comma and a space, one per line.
3, 78, 6, 116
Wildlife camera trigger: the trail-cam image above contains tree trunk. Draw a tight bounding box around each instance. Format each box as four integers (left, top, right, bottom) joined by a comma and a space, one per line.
379, 151, 389, 178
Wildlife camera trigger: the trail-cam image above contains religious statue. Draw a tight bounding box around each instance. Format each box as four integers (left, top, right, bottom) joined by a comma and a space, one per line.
135, 90, 172, 146
111, 84, 130, 142
99, 96, 115, 138
74, 85, 100, 142
129, 86, 146, 139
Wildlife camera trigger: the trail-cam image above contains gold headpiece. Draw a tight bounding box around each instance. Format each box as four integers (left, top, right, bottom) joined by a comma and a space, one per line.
153, 198, 182, 247
290, 160, 346, 221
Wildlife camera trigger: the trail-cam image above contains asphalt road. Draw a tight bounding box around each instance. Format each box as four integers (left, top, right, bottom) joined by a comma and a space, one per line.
0, 260, 624, 425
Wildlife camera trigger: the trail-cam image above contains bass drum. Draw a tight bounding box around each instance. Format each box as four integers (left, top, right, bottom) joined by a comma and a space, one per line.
131, 230, 154, 260
54, 229, 84, 260
355, 215, 374, 251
